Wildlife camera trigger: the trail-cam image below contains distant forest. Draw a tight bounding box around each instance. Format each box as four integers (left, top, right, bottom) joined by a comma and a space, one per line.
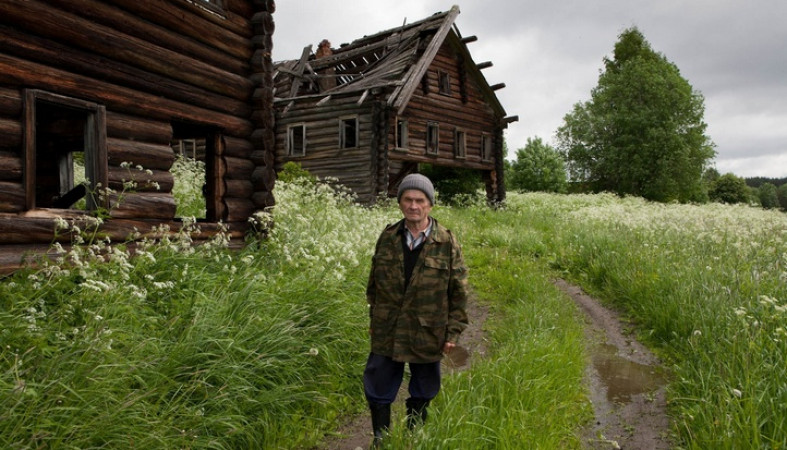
745, 177, 787, 188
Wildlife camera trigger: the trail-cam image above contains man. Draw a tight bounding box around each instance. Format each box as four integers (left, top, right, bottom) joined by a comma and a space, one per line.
364, 173, 469, 447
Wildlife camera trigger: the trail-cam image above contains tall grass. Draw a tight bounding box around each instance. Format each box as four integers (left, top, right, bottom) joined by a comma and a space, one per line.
3, 179, 784, 448
513, 193, 787, 449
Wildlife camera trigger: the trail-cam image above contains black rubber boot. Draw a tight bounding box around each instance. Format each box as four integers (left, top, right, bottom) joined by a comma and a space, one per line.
405, 398, 430, 429
369, 402, 391, 449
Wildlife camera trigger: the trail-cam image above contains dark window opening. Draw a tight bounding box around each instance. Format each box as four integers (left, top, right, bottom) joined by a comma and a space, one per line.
482, 134, 493, 161
426, 122, 439, 155
454, 129, 466, 158
340, 117, 358, 149
396, 119, 408, 149
25, 91, 106, 211
171, 122, 220, 221
438, 71, 452, 95
288, 124, 306, 156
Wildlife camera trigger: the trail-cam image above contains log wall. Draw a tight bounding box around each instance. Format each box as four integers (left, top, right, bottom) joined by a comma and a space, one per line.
0, 0, 276, 273
395, 42, 499, 170
275, 95, 378, 203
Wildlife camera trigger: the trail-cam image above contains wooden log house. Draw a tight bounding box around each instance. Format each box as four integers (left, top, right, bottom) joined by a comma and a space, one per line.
0, 0, 277, 273
273, 5, 517, 204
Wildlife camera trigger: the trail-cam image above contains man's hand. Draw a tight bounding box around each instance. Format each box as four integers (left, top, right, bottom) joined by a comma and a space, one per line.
442, 342, 456, 354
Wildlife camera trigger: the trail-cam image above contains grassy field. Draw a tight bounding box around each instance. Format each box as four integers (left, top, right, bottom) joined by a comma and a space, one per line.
1, 178, 785, 449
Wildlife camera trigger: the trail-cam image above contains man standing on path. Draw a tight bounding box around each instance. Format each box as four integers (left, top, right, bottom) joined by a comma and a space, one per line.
363, 173, 469, 448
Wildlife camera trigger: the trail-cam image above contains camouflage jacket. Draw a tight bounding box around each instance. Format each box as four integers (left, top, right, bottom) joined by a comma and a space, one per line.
366, 218, 469, 363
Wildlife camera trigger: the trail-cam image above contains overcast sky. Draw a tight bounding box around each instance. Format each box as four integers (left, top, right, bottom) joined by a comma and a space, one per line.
273, 1, 787, 178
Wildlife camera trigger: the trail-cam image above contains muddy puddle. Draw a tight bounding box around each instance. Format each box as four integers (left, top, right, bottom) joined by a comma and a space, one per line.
591, 343, 666, 403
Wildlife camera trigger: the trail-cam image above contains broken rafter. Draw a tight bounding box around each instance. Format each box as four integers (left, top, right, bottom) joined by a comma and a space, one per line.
357, 89, 369, 105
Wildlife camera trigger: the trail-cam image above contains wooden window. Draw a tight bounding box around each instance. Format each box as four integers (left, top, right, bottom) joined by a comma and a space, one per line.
171, 122, 221, 221
438, 71, 452, 95
24, 90, 107, 211
426, 122, 439, 155
396, 119, 408, 149
340, 116, 358, 149
482, 134, 493, 161
287, 124, 306, 156
454, 129, 466, 159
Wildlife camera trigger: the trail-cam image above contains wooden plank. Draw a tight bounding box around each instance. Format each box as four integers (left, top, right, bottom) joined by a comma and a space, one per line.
108, 166, 174, 193
224, 198, 255, 223
0, 0, 253, 100
225, 179, 254, 199
102, 0, 253, 59
223, 136, 254, 159
390, 5, 460, 114
0, 152, 22, 181
0, 54, 253, 138
107, 138, 175, 171
38, 0, 248, 74
0, 118, 22, 150
0, 87, 22, 117
0, 181, 24, 213
108, 192, 176, 220
0, 25, 250, 118
106, 112, 172, 145
224, 155, 255, 181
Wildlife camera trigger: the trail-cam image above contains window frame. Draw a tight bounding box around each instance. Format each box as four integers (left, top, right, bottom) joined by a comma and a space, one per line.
23, 89, 107, 211
438, 70, 452, 95
287, 123, 307, 157
395, 118, 409, 150
454, 128, 466, 159
426, 122, 439, 156
481, 133, 493, 162
340, 116, 359, 149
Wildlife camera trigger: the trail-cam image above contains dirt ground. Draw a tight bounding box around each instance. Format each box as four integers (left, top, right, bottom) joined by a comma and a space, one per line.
316, 280, 671, 450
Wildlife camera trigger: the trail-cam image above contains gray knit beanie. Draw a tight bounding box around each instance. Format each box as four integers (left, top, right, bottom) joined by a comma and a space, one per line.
397, 173, 435, 205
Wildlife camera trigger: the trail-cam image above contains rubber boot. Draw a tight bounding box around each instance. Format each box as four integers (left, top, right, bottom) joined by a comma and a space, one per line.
369, 402, 391, 449
405, 398, 430, 429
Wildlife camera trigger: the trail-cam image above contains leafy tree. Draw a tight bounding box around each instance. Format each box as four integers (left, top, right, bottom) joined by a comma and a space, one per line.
508, 137, 567, 193
758, 183, 779, 209
708, 173, 750, 204
777, 184, 787, 210
556, 27, 716, 203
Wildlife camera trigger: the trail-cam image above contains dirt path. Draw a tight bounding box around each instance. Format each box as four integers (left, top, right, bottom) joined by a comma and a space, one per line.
317, 280, 670, 449
555, 279, 672, 449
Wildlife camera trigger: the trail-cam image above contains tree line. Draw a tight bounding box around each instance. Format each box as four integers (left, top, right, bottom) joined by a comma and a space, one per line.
505, 27, 787, 211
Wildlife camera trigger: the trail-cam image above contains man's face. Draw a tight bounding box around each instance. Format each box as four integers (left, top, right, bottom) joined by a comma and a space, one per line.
399, 189, 432, 224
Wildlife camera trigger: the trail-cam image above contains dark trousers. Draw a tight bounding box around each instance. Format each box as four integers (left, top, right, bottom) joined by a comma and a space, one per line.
363, 353, 441, 405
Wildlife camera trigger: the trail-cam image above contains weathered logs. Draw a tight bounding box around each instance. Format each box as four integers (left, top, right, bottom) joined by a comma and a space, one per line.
0, 25, 250, 118
108, 166, 175, 193
106, 112, 172, 145
0, 0, 252, 100
108, 192, 176, 220
225, 179, 254, 199
224, 198, 255, 223
107, 138, 175, 171
0, 54, 254, 138
0, 152, 22, 181
0, 182, 24, 213
224, 156, 255, 181
0, 118, 22, 149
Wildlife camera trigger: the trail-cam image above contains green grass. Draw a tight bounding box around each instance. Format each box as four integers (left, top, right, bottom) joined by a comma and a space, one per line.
2, 182, 785, 448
